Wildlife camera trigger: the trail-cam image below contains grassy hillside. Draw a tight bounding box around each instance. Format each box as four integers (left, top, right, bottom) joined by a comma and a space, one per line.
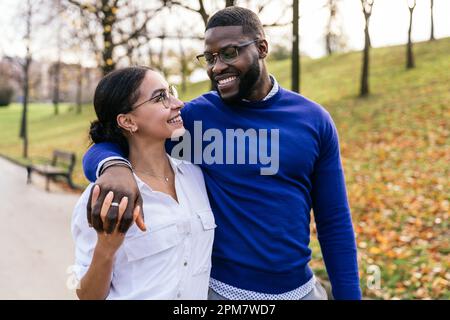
0, 38, 448, 299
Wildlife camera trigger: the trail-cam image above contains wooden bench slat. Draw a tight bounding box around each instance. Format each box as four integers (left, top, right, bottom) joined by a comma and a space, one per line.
26, 149, 76, 191
31, 164, 68, 175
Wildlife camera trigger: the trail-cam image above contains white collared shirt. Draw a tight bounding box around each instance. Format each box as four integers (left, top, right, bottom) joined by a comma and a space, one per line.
71, 156, 216, 300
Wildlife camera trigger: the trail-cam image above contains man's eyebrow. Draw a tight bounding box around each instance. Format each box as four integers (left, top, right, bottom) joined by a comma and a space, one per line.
204, 43, 239, 53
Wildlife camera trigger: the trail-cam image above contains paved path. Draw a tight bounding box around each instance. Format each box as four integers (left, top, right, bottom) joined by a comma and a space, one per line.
0, 156, 82, 299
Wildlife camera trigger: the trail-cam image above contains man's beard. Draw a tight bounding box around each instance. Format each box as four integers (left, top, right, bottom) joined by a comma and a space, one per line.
217, 59, 261, 105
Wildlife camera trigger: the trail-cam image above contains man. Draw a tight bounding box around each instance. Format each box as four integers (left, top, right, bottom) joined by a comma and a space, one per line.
83, 7, 361, 300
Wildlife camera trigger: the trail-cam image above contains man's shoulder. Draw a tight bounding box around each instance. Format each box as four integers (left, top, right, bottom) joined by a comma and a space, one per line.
279, 87, 332, 123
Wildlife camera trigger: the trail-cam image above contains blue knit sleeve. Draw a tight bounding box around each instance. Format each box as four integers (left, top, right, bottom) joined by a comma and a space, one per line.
82, 142, 126, 182
311, 111, 362, 300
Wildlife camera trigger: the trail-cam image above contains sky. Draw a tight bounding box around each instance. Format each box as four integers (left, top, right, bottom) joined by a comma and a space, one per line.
0, 0, 449, 63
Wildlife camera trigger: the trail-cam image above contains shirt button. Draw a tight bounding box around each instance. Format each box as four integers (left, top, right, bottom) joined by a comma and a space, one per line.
177, 293, 181, 298
184, 261, 188, 266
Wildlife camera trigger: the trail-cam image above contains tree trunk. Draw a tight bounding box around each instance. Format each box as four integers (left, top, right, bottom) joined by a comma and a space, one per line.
407, 7, 415, 69
225, 0, 235, 7
198, 0, 209, 27
360, 21, 370, 96
430, 0, 435, 41
178, 38, 187, 93
101, 3, 116, 75
325, 0, 335, 56
20, 0, 32, 159
159, 33, 167, 78
52, 61, 60, 115
326, 34, 332, 56
53, 0, 61, 115
76, 64, 83, 114
291, 0, 300, 93
181, 66, 187, 93
20, 57, 30, 159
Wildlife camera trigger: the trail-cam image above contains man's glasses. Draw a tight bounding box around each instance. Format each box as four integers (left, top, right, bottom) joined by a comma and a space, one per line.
196, 39, 259, 67
132, 85, 179, 110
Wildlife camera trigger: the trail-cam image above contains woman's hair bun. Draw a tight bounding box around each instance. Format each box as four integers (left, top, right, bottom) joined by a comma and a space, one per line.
89, 120, 109, 144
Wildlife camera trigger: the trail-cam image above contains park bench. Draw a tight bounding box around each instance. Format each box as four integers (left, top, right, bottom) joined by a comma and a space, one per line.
26, 150, 76, 192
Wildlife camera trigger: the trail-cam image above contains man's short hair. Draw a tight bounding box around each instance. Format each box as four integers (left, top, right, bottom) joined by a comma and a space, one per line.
206, 6, 265, 39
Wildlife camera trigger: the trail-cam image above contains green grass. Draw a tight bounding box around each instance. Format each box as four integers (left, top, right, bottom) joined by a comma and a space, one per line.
0, 103, 95, 185
0, 38, 449, 299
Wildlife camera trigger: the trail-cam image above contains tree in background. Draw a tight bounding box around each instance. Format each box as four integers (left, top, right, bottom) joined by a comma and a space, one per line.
325, 0, 337, 55
0, 57, 15, 107
49, 0, 65, 115
406, 0, 416, 69
225, 0, 236, 7
67, 0, 164, 75
325, 0, 347, 56
292, 0, 300, 93
176, 32, 197, 93
166, 0, 210, 28
18, 0, 36, 158
360, 0, 374, 97
64, 4, 94, 114
0, 78, 14, 107
429, 0, 435, 41
167, 0, 236, 28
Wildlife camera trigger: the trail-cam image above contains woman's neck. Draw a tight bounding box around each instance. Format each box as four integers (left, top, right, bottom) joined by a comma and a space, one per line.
128, 138, 171, 176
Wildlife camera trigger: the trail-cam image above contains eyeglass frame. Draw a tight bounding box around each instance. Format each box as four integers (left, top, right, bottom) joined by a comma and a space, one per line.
196, 39, 260, 67
132, 84, 179, 110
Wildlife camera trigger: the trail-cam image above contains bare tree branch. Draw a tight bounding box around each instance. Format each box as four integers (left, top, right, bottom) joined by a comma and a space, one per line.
168, 0, 209, 26
262, 2, 292, 28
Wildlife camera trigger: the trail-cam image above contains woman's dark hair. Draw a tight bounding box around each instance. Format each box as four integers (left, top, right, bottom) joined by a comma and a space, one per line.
89, 66, 151, 154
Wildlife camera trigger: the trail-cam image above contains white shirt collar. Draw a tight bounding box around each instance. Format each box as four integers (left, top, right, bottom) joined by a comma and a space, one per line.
133, 155, 185, 191
263, 75, 279, 101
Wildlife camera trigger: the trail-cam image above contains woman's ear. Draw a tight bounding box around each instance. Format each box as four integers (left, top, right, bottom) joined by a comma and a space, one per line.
258, 39, 269, 59
117, 114, 136, 133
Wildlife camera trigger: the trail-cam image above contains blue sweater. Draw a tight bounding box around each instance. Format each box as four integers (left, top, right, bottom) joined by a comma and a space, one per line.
83, 87, 361, 299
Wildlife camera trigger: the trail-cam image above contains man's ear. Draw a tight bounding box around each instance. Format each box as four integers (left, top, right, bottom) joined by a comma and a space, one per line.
258, 39, 269, 59
117, 114, 136, 132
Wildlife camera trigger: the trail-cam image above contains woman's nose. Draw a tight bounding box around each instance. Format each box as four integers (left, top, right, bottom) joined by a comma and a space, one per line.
170, 96, 184, 110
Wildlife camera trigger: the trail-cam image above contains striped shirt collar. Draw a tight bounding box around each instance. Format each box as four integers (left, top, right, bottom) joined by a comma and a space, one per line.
242, 75, 279, 102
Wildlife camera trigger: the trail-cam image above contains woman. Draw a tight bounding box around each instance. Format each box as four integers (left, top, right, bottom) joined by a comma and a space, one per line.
71, 66, 216, 300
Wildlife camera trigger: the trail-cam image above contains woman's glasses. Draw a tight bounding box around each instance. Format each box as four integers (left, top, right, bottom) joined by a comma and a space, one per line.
133, 85, 179, 110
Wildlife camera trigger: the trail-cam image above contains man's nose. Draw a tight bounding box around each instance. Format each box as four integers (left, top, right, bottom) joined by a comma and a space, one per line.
211, 56, 228, 75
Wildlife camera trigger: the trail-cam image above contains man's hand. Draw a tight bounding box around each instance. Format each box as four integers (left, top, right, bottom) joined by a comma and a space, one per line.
87, 166, 146, 234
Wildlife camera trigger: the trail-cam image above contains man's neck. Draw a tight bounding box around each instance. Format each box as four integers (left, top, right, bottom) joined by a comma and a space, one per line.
245, 68, 272, 101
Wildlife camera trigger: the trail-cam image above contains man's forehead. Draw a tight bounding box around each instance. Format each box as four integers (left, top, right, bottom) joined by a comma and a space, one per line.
204, 25, 248, 48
